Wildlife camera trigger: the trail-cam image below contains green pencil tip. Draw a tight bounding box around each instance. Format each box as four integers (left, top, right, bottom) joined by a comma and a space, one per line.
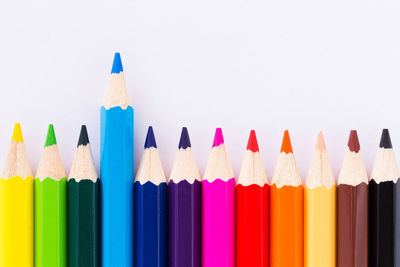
44, 124, 57, 147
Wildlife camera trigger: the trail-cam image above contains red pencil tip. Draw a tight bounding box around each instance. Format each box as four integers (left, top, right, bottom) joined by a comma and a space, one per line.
280, 130, 293, 153
348, 130, 360, 153
247, 130, 259, 152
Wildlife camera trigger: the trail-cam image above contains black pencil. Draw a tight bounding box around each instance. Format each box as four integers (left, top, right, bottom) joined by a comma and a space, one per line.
369, 129, 398, 267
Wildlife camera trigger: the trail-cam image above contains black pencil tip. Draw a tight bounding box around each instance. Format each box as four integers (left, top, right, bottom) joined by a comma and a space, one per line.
379, 129, 392, 149
144, 126, 157, 149
179, 127, 191, 149
77, 125, 90, 147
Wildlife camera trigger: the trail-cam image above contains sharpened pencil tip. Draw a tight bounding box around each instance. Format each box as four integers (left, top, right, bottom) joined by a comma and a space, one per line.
44, 124, 57, 147
212, 128, 224, 147
315, 131, 326, 150
144, 126, 157, 149
379, 129, 392, 149
111, 52, 123, 74
77, 125, 90, 147
348, 130, 360, 153
247, 130, 259, 152
12, 123, 24, 143
179, 127, 191, 149
280, 130, 293, 153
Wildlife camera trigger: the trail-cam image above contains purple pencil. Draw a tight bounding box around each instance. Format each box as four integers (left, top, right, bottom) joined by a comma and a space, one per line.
168, 127, 202, 267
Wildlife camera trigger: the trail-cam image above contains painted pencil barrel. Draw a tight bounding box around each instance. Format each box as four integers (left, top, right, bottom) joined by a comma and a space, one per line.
270, 184, 303, 267
100, 106, 134, 267
338, 183, 368, 267
0, 176, 33, 267
395, 181, 400, 267
304, 185, 336, 267
202, 178, 235, 267
236, 184, 269, 267
134, 181, 168, 267
369, 180, 394, 267
67, 179, 100, 267
34, 178, 67, 267
168, 180, 202, 267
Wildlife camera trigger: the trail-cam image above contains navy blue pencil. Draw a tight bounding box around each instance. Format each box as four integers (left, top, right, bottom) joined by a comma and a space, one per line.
134, 126, 168, 267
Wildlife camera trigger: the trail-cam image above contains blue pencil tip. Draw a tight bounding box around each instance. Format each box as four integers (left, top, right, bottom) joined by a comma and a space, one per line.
179, 127, 191, 149
144, 126, 157, 149
111, 52, 123, 74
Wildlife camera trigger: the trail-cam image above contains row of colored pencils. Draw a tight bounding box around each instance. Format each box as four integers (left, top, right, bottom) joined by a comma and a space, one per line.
1, 52, 399, 267
1, 123, 398, 267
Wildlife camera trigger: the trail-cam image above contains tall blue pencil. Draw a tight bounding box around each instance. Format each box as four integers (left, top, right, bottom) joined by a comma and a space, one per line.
100, 52, 134, 267
134, 126, 168, 267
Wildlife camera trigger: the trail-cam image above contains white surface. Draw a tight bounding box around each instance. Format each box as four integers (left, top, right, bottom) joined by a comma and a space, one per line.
1, 0, 400, 182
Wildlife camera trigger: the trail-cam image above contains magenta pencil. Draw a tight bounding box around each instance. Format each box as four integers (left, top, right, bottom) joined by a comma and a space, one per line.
202, 128, 235, 267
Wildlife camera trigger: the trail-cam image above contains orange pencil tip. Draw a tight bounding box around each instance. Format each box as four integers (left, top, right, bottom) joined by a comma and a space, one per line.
280, 130, 293, 153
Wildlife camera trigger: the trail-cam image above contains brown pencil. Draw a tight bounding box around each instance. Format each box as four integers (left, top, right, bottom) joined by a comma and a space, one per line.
338, 130, 368, 267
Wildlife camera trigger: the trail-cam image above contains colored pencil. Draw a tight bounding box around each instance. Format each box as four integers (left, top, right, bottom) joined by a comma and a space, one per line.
236, 130, 269, 267
35, 124, 67, 267
0, 123, 33, 267
134, 126, 167, 267
304, 132, 336, 267
168, 127, 202, 267
338, 130, 368, 267
100, 52, 134, 267
202, 128, 235, 267
68, 125, 100, 267
369, 129, 398, 267
270, 130, 303, 267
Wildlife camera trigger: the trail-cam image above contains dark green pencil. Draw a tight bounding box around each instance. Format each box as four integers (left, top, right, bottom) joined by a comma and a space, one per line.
67, 125, 100, 267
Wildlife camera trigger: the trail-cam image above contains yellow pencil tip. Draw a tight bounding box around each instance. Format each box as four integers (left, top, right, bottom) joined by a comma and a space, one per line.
315, 131, 326, 150
12, 123, 24, 143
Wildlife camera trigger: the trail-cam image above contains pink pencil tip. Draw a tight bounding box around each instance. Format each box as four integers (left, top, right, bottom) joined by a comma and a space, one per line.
315, 131, 326, 150
212, 128, 224, 147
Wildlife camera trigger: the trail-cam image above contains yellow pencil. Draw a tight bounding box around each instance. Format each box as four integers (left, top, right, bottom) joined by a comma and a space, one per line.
304, 132, 336, 267
0, 123, 34, 267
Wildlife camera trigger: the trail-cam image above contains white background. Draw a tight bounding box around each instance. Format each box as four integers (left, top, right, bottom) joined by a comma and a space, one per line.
1, 0, 400, 181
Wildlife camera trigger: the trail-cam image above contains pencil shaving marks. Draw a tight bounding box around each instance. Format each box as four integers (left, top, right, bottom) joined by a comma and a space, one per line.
203, 144, 234, 183
36, 144, 66, 181
1, 141, 33, 180
103, 72, 132, 109
135, 147, 166, 185
68, 144, 98, 182
338, 147, 368, 185
169, 148, 201, 184
370, 147, 400, 183
306, 148, 335, 189
238, 150, 268, 186
272, 152, 302, 188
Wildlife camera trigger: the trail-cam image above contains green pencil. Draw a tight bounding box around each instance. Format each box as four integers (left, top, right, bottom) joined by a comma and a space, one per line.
68, 125, 100, 267
35, 124, 67, 267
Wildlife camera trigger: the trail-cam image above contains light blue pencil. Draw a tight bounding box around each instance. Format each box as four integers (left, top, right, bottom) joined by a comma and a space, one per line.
100, 52, 134, 267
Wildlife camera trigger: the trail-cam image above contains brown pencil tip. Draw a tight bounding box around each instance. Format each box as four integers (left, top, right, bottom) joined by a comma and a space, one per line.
280, 130, 293, 153
348, 130, 360, 153
315, 131, 326, 150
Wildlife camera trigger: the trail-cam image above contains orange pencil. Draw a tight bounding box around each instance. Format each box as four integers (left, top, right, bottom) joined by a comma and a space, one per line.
270, 130, 303, 267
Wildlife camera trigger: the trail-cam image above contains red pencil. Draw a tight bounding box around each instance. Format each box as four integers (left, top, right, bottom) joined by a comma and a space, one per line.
236, 130, 269, 267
